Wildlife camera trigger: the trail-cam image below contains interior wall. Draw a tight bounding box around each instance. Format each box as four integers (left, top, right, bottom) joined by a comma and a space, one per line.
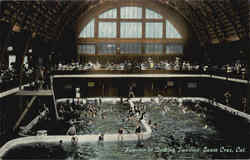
53, 77, 248, 113
0, 21, 11, 66
55, 27, 77, 63
205, 39, 250, 65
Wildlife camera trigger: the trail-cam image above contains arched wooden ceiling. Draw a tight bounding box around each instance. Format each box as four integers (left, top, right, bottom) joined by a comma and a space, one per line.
0, 0, 249, 46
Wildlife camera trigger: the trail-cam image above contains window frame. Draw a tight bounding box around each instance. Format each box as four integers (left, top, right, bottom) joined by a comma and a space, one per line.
78, 6, 183, 55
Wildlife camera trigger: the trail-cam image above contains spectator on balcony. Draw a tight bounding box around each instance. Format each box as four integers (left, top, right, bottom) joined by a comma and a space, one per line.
226, 64, 233, 80
235, 63, 241, 75
203, 65, 208, 73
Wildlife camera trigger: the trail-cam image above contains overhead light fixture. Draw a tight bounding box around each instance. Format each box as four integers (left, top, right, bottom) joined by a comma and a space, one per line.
28, 49, 32, 53
7, 46, 13, 51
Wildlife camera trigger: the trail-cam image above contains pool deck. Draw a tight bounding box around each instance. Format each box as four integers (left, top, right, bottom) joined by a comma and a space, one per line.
181, 97, 250, 121
0, 83, 31, 98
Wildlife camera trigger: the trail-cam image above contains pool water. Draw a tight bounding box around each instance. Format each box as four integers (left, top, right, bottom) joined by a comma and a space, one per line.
3, 100, 250, 159
76, 102, 146, 135
31, 102, 146, 136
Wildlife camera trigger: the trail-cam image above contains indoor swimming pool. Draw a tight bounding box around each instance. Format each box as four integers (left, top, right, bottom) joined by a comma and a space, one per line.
1, 98, 250, 160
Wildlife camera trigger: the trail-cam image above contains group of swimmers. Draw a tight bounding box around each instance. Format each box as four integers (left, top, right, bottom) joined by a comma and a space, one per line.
117, 123, 143, 143
57, 99, 101, 119
64, 98, 162, 146
118, 100, 156, 143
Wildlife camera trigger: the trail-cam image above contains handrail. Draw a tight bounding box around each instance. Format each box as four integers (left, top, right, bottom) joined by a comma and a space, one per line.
52, 74, 249, 84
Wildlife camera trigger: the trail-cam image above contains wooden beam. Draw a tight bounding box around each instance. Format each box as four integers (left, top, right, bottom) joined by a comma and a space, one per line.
78, 38, 184, 44
13, 96, 37, 131
205, 1, 228, 42
184, 1, 211, 44
230, 0, 249, 39
97, 18, 164, 22
217, 1, 241, 40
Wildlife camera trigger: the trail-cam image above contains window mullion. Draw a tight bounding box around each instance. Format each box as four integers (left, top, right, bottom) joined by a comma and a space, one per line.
95, 16, 99, 38
117, 7, 120, 39
95, 16, 99, 55
117, 7, 120, 55
142, 7, 145, 54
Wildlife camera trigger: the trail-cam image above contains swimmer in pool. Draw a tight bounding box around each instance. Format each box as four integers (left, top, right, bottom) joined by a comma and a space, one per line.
71, 136, 78, 145
148, 120, 152, 126
98, 133, 104, 146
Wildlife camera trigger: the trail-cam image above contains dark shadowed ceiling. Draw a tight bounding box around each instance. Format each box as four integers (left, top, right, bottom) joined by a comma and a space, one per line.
0, 0, 249, 47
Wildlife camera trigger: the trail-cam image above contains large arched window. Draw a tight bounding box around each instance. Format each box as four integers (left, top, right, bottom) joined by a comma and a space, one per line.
78, 6, 183, 55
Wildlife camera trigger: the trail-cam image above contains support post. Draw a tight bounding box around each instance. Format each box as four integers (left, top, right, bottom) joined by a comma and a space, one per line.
18, 32, 32, 89
0, 24, 12, 68
246, 38, 250, 113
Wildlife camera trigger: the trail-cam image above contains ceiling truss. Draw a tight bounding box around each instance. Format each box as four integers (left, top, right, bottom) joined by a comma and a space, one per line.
0, 0, 248, 46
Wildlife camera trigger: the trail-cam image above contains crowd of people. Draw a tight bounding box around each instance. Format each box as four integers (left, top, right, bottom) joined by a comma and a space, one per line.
57, 99, 99, 123
56, 98, 153, 147
0, 56, 248, 94
55, 58, 248, 80
0, 62, 52, 92
58, 100, 101, 145
0, 64, 33, 92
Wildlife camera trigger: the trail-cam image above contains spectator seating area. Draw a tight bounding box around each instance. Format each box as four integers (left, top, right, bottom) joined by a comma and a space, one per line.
0, 66, 33, 92
55, 58, 248, 80
0, 64, 51, 93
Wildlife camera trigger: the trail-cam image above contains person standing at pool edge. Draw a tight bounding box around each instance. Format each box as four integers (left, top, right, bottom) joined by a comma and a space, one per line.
135, 124, 143, 142
67, 124, 76, 135
67, 124, 78, 145
118, 127, 124, 142
128, 83, 135, 98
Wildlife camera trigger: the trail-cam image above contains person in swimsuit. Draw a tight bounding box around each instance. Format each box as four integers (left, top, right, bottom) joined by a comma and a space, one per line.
66, 124, 76, 136
118, 127, 124, 142
99, 133, 104, 141
98, 133, 104, 146
71, 136, 78, 145
128, 84, 135, 98
152, 123, 158, 131
148, 120, 152, 126
135, 124, 143, 141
